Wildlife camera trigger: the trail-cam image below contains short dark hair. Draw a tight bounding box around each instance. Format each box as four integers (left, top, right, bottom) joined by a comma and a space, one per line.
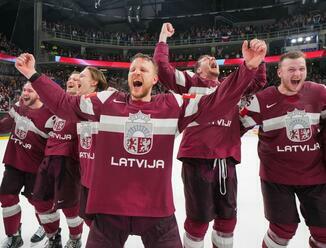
130, 53, 158, 74
278, 51, 306, 67
85, 66, 108, 92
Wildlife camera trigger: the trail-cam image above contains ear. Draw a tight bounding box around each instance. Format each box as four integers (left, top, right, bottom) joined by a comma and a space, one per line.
277, 68, 281, 79
153, 75, 158, 85
196, 67, 202, 74
91, 80, 98, 87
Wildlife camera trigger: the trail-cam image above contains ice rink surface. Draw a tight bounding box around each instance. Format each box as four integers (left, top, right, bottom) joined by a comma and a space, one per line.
0, 134, 309, 247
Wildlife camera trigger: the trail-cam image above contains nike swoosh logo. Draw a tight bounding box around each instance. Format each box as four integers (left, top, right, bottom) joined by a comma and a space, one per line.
266, 103, 277, 108
113, 99, 125, 104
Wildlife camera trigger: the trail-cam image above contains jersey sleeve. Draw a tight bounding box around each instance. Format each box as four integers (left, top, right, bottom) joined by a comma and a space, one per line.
31, 74, 114, 122
239, 94, 263, 131
243, 62, 267, 96
153, 42, 192, 93
177, 62, 258, 132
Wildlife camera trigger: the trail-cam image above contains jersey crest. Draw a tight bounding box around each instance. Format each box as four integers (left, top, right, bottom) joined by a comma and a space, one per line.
80, 122, 93, 150
124, 111, 153, 155
285, 109, 312, 142
15, 116, 30, 140
53, 118, 66, 131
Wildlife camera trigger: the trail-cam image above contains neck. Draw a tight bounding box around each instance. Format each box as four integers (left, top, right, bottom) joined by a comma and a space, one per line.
29, 101, 43, 109
199, 73, 218, 82
277, 85, 298, 96
131, 94, 152, 102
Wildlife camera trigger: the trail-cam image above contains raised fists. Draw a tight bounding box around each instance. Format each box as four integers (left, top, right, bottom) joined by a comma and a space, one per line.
159, 23, 175, 43
242, 39, 267, 70
15, 53, 37, 79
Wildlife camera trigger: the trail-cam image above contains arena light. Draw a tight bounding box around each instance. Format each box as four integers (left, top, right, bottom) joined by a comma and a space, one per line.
95, 0, 101, 9
291, 38, 297, 44
297, 37, 303, 42
306, 37, 312, 42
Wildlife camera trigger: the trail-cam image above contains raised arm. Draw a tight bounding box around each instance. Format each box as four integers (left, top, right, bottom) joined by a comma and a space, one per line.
243, 61, 267, 96
212, 39, 267, 107
178, 63, 258, 132
177, 39, 266, 132
154, 23, 192, 93
15, 53, 103, 122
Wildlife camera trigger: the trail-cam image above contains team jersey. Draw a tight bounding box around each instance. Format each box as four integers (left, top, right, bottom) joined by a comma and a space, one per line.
31, 64, 256, 217
2, 103, 53, 173
77, 121, 98, 188
45, 115, 79, 160
154, 41, 266, 162
240, 82, 326, 185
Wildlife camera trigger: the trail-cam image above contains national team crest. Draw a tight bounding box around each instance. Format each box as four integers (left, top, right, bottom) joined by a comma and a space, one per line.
124, 111, 153, 155
80, 123, 93, 150
285, 109, 312, 142
15, 116, 30, 140
53, 118, 66, 131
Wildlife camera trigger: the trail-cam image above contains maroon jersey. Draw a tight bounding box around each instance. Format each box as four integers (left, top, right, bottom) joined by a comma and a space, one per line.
240, 82, 326, 185
154, 42, 267, 162
77, 121, 98, 188
31, 65, 256, 217
45, 115, 79, 160
2, 103, 53, 173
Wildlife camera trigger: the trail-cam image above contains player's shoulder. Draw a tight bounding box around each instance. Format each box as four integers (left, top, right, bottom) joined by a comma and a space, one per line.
303, 81, 325, 91
153, 92, 184, 107
85, 88, 121, 104
256, 85, 277, 98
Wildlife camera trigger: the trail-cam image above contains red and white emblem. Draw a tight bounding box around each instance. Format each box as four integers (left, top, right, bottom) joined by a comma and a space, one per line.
124, 111, 153, 155
80, 123, 93, 150
53, 117, 66, 131
285, 109, 312, 142
15, 116, 30, 140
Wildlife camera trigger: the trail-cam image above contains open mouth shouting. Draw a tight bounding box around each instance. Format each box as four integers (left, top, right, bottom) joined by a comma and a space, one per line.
210, 62, 217, 69
133, 80, 143, 88
67, 84, 75, 89
22, 97, 30, 102
290, 79, 301, 85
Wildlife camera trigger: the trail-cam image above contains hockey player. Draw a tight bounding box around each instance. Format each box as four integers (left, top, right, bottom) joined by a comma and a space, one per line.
32, 71, 83, 248
154, 22, 267, 248
75, 66, 108, 228
14, 45, 265, 247
240, 50, 326, 248
0, 82, 52, 248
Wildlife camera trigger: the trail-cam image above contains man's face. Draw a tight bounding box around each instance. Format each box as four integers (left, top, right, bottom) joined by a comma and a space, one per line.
128, 57, 158, 101
78, 68, 96, 95
66, 73, 80, 95
21, 83, 39, 107
278, 57, 307, 95
197, 56, 219, 80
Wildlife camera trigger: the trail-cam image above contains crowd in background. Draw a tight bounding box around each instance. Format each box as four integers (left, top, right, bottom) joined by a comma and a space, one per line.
0, 9, 325, 112
1, 60, 325, 112
43, 11, 325, 45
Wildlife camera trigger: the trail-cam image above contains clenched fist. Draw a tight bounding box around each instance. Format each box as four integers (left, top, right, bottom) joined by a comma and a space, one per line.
15, 53, 37, 79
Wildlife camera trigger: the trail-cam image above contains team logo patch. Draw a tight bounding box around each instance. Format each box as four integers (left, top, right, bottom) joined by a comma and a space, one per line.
285, 109, 312, 142
53, 118, 66, 131
80, 123, 94, 150
15, 116, 30, 140
124, 111, 153, 155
